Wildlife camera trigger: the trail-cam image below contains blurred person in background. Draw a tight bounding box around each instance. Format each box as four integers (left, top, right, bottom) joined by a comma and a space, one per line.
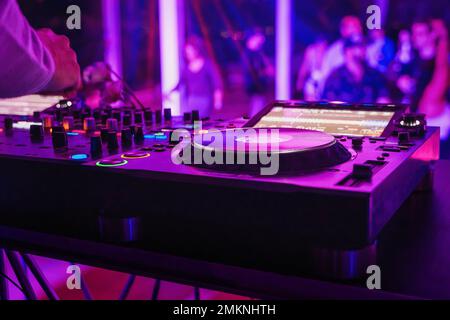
318, 15, 363, 97
418, 20, 449, 139
170, 36, 223, 118
322, 36, 390, 103
387, 29, 416, 104
393, 19, 447, 113
366, 29, 395, 73
0, 0, 80, 98
244, 30, 274, 117
295, 35, 328, 101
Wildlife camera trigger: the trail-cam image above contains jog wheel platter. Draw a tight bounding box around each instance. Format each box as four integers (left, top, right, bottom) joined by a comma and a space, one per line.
191, 128, 353, 174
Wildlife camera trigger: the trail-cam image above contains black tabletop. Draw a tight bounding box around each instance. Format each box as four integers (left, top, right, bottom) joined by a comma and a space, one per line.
1, 161, 450, 299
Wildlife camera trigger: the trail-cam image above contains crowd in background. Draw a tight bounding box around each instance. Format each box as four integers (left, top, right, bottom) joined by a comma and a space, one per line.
295, 16, 449, 138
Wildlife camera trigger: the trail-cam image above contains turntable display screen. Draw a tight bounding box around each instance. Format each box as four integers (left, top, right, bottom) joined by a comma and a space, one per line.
0, 95, 63, 116
253, 107, 395, 137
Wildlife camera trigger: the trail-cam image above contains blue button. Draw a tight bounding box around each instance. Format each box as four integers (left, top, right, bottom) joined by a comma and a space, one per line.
71, 154, 89, 161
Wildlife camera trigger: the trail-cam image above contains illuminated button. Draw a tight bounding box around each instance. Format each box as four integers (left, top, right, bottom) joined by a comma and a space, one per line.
96, 159, 128, 167
63, 116, 75, 131
154, 132, 168, 140
42, 115, 55, 129
144, 134, 156, 139
121, 152, 150, 159
71, 154, 89, 161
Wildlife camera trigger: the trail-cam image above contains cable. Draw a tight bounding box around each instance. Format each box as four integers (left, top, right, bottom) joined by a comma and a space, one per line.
152, 279, 161, 301
106, 65, 147, 110
0, 271, 25, 295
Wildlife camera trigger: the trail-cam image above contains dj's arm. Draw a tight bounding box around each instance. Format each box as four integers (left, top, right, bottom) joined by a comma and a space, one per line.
0, 0, 55, 98
0, 0, 80, 99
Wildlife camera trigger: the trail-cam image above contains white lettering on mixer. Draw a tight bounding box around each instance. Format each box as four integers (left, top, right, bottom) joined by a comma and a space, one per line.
170, 122, 280, 176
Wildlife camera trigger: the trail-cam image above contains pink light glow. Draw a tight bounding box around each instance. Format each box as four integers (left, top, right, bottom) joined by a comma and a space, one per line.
275, 0, 292, 100
102, 0, 123, 78
159, 0, 182, 116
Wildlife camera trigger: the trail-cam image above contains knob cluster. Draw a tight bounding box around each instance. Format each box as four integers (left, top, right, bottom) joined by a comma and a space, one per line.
396, 113, 426, 138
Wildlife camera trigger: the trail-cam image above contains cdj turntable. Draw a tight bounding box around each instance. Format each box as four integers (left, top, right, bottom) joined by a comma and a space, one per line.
0, 98, 440, 279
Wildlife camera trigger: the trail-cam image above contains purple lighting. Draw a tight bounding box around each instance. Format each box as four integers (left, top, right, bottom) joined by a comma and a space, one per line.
275, 0, 292, 100
159, 0, 182, 116
102, 0, 123, 78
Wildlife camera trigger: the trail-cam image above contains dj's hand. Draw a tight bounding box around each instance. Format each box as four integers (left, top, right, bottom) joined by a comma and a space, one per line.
37, 29, 81, 95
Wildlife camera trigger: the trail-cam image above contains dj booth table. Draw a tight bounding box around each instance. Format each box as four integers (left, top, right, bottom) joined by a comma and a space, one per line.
0, 160, 449, 300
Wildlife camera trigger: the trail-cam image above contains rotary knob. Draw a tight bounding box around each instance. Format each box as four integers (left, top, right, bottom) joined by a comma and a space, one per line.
134, 112, 144, 124
351, 137, 364, 149
155, 110, 162, 123
183, 112, 192, 122
397, 113, 426, 136
107, 131, 119, 152
144, 110, 153, 123
134, 126, 145, 144
107, 118, 119, 132
121, 129, 133, 148
83, 117, 96, 132
398, 132, 410, 144
164, 108, 172, 121
123, 114, 132, 126
192, 110, 200, 122
90, 136, 103, 158
4, 117, 13, 130
52, 131, 68, 149
30, 124, 44, 140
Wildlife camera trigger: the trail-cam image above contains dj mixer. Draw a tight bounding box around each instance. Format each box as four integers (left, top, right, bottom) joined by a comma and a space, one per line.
0, 97, 440, 280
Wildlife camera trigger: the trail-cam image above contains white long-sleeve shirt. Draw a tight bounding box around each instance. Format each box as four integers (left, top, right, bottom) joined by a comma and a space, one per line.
0, 0, 55, 98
